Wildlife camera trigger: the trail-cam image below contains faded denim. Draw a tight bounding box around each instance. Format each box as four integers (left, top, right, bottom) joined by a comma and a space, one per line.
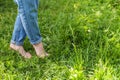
11, 0, 42, 46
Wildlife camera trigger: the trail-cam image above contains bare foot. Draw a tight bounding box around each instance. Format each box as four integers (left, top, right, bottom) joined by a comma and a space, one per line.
10, 44, 32, 59
33, 42, 49, 58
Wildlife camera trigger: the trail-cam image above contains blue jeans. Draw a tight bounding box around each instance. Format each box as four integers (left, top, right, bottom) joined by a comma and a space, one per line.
11, 0, 42, 46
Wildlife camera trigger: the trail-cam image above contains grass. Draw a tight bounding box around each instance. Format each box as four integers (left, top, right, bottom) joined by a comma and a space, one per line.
0, 0, 120, 80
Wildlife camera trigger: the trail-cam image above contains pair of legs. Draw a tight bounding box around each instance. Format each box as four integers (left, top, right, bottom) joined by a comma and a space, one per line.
10, 0, 48, 58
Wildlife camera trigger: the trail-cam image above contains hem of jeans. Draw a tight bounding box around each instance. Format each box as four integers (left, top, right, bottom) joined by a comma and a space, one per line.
10, 40, 24, 46
30, 38, 42, 45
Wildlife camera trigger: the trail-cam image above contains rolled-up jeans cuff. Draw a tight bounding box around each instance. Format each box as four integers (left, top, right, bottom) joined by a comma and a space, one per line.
30, 38, 42, 45
10, 40, 24, 46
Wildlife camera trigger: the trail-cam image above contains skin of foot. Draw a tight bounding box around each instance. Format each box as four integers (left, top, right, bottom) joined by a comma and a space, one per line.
33, 42, 49, 58
10, 44, 32, 59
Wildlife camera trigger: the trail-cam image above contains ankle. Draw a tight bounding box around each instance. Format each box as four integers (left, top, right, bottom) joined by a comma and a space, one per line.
33, 42, 44, 48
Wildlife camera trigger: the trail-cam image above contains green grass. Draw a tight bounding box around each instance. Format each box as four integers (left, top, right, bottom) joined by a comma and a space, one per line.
0, 0, 120, 80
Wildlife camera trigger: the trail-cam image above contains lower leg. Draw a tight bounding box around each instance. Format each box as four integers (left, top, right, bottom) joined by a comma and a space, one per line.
10, 14, 32, 59
17, 0, 49, 58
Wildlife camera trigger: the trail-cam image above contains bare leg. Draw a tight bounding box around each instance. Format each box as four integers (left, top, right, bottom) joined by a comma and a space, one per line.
10, 44, 32, 59
33, 42, 49, 58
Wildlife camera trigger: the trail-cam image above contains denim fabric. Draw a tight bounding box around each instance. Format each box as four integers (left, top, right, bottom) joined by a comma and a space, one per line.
11, 0, 42, 46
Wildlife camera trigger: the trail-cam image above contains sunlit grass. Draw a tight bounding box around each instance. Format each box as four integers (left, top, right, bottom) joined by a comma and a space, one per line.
0, 0, 120, 79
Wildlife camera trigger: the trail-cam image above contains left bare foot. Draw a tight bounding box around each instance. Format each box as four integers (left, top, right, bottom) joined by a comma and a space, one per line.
10, 43, 32, 59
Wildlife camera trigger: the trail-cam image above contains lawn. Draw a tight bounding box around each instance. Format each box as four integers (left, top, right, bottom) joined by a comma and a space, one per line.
0, 0, 120, 80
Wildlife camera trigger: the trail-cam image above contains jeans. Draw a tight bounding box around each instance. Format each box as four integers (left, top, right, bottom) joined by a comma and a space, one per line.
11, 0, 42, 46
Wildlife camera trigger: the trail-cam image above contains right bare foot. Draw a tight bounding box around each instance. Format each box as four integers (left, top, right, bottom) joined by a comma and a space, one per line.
33, 42, 50, 58
10, 44, 32, 59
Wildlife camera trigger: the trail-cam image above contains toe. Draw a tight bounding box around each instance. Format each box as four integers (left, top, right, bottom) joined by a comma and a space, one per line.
38, 55, 45, 59
45, 53, 50, 57
25, 52, 32, 59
